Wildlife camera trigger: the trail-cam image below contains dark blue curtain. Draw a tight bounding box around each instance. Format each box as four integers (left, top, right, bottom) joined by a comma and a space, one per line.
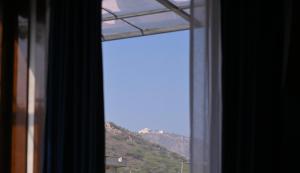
221, 0, 299, 172
43, 0, 105, 172
0, 1, 15, 172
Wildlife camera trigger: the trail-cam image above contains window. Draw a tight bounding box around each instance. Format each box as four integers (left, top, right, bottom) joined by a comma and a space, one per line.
101, 1, 197, 173
103, 31, 190, 173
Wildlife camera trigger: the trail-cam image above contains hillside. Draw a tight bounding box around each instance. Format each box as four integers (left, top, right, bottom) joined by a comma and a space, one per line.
105, 122, 189, 173
138, 128, 190, 159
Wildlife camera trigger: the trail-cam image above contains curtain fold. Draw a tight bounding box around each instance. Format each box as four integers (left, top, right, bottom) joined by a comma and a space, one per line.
221, 0, 299, 172
190, 0, 222, 172
43, 0, 105, 172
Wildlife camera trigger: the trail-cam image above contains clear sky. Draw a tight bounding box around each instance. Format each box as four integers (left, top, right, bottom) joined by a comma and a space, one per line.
103, 30, 190, 136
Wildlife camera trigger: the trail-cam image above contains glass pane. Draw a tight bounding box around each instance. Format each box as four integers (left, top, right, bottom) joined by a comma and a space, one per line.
170, 0, 191, 7
126, 12, 189, 34
102, 0, 165, 17
102, 9, 114, 19
184, 9, 191, 14
102, 19, 141, 40
103, 31, 190, 173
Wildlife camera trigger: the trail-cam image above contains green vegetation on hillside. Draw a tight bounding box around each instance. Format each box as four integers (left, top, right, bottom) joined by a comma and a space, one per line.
106, 122, 189, 173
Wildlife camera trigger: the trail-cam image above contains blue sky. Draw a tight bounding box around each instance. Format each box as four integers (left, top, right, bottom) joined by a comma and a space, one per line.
103, 31, 190, 136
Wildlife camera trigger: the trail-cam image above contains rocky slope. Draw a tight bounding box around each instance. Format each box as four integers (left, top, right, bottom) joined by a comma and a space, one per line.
138, 128, 190, 159
105, 122, 189, 173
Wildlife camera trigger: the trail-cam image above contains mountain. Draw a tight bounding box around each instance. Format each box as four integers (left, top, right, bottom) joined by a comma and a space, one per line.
105, 122, 189, 173
138, 128, 190, 159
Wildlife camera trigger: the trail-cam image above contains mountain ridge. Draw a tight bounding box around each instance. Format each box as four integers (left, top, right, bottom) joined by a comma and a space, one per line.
105, 122, 189, 173
137, 127, 190, 159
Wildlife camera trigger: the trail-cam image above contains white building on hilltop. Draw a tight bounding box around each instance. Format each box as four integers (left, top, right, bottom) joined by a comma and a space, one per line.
138, 128, 151, 134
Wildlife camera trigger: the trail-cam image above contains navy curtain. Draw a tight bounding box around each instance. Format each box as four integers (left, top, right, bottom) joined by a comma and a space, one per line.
43, 0, 105, 172
0, 1, 15, 172
221, 0, 299, 172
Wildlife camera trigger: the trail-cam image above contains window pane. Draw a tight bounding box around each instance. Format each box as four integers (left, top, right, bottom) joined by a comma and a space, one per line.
102, 9, 114, 19
126, 12, 189, 34
102, 19, 142, 40
102, 0, 165, 17
103, 31, 190, 173
169, 0, 191, 7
